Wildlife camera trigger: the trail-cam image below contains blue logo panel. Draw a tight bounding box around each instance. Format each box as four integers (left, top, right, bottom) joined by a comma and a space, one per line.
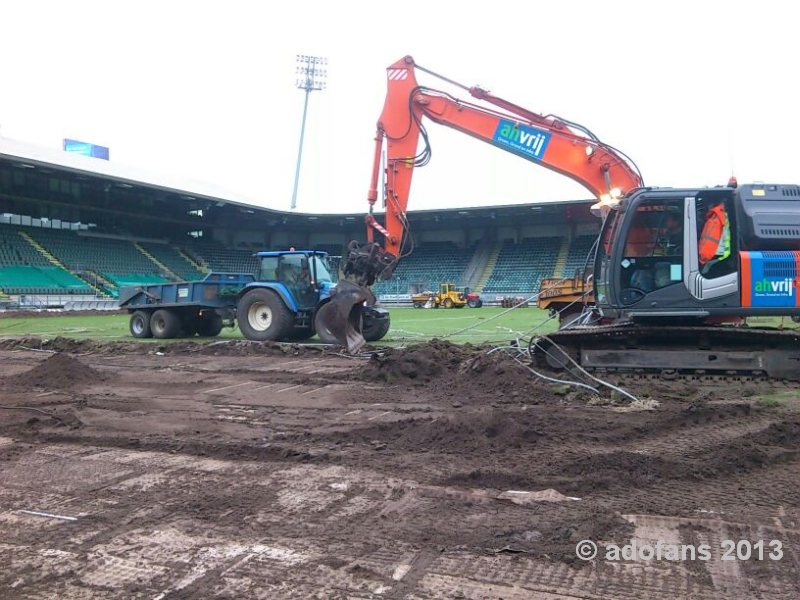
492, 119, 551, 160
746, 251, 798, 307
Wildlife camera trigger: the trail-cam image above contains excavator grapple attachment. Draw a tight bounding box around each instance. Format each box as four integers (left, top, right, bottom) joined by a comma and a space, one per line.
315, 280, 375, 354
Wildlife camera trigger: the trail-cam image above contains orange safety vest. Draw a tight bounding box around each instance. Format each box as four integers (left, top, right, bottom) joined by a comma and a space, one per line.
699, 204, 727, 265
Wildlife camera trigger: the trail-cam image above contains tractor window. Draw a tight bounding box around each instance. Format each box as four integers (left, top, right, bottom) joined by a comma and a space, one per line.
278, 254, 317, 308
259, 256, 279, 281
310, 255, 334, 283
277, 254, 309, 285
620, 200, 684, 294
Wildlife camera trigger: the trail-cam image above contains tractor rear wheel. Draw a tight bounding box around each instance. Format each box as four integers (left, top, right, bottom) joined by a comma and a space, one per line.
237, 289, 292, 341
443, 297, 454, 309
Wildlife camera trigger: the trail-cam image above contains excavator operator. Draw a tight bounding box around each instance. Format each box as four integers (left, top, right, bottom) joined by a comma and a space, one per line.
698, 201, 731, 275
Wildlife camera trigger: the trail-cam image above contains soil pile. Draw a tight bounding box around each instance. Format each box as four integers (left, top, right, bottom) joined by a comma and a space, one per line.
183, 339, 325, 357
327, 411, 555, 454
5, 353, 104, 390
359, 341, 555, 405
360, 340, 475, 382
746, 418, 800, 448
0, 336, 134, 354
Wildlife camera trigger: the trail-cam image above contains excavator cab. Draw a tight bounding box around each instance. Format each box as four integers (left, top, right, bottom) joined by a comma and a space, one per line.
594, 184, 800, 322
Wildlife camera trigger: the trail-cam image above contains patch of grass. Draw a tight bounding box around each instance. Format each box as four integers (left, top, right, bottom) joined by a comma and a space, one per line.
757, 390, 800, 408
0, 306, 558, 346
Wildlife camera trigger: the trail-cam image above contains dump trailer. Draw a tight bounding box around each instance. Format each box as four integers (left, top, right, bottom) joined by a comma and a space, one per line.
537, 269, 594, 328
118, 251, 390, 344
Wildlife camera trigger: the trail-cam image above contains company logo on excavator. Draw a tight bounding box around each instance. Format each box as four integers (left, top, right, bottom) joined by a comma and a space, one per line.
492, 120, 551, 160
754, 278, 795, 296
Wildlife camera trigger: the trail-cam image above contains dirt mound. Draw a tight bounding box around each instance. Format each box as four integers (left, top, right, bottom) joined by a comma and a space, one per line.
0, 336, 325, 357
360, 339, 475, 382
5, 353, 104, 390
176, 339, 325, 357
359, 342, 556, 405
745, 419, 800, 448
329, 412, 551, 454
0, 336, 136, 354
559, 451, 687, 491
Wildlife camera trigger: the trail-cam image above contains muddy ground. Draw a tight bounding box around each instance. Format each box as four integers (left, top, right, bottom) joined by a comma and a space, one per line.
0, 338, 798, 599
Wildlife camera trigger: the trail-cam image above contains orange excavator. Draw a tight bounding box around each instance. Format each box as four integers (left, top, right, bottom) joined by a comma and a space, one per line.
317, 56, 800, 379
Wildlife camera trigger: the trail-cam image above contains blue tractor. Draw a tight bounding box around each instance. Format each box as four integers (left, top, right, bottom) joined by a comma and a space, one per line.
118, 250, 390, 348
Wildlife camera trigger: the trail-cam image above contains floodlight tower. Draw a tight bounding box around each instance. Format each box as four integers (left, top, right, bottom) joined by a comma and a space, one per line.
291, 54, 327, 210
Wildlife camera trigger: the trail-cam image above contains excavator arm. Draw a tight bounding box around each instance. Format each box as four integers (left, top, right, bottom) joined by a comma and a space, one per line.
320, 55, 643, 352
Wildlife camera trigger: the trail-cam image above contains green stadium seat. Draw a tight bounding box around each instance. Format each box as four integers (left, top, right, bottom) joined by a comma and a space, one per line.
483, 237, 562, 294
185, 240, 260, 275
139, 242, 205, 281
372, 241, 477, 295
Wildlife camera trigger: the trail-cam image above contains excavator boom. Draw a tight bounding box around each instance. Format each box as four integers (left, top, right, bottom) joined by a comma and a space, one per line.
321, 55, 642, 351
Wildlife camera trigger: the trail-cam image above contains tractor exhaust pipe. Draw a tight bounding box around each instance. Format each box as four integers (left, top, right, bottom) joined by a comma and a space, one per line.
315, 280, 375, 354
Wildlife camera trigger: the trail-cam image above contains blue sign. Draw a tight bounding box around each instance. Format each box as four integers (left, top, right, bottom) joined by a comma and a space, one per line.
743, 251, 798, 308
492, 119, 551, 160
63, 139, 110, 160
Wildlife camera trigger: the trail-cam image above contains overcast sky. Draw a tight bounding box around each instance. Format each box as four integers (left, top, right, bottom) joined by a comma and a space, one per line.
1, 1, 797, 214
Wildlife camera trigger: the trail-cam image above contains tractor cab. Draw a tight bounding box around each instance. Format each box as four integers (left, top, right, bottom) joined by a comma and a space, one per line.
254, 250, 335, 308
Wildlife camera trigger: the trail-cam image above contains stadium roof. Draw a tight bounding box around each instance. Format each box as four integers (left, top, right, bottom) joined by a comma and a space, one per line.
0, 137, 597, 231
0, 136, 260, 210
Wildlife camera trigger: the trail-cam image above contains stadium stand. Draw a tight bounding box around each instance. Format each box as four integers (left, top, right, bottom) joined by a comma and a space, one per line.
0, 226, 93, 294
0, 222, 590, 300
482, 237, 562, 294
0, 226, 51, 267
372, 241, 476, 294
562, 234, 596, 276
0, 265, 91, 295
139, 242, 206, 281
311, 244, 344, 276
10, 226, 168, 296
185, 240, 260, 274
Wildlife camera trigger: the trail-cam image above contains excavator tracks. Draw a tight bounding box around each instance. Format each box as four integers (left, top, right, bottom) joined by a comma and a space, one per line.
533, 324, 800, 381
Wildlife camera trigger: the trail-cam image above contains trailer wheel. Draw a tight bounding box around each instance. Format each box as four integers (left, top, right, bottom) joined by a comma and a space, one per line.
129, 310, 153, 338
237, 289, 292, 341
151, 309, 182, 339
196, 313, 224, 337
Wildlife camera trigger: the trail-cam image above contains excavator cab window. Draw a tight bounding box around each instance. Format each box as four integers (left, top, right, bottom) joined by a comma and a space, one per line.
695, 194, 737, 278
620, 200, 685, 298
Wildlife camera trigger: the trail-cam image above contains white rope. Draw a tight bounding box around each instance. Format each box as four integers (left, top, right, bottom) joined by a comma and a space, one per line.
535, 335, 639, 402
510, 355, 599, 394
438, 278, 570, 340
